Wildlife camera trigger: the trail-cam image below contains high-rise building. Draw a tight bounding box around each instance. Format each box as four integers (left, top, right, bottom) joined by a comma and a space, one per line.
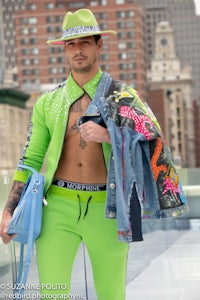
147, 22, 195, 167
144, 0, 200, 101
14, 0, 147, 99
0, 0, 25, 88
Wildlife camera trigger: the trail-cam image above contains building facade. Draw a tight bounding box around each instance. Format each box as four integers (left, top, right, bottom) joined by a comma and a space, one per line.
14, 0, 147, 99
144, 0, 200, 102
147, 22, 195, 167
0, 0, 25, 88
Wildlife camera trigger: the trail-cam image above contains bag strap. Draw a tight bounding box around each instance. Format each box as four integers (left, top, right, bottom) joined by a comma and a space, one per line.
14, 175, 39, 298
18, 163, 38, 175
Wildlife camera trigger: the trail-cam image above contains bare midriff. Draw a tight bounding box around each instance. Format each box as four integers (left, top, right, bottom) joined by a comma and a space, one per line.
54, 94, 107, 184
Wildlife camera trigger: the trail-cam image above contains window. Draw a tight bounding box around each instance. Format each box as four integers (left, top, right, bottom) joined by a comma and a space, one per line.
118, 42, 126, 49
118, 32, 126, 39
56, 16, 63, 22
22, 59, 30, 65
47, 27, 55, 33
23, 69, 31, 75
58, 67, 66, 74
57, 57, 65, 63
31, 48, 39, 55
21, 38, 29, 45
48, 48, 56, 54
129, 63, 136, 69
46, 16, 55, 22
30, 27, 38, 34
129, 73, 137, 79
56, 3, 65, 8
21, 49, 29, 55
27, 4, 37, 10
119, 73, 127, 80
49, 67, 58, 74
69, 2, 85, 8
50, 78, 58, 83
32, 79, 40, 84
119, 53, 127, 59
31, 58, 39, 65
116, 0, 125, 4
117, 22, 125, 29
101, 64, 109, 71
29, 18, 37, 24
127, 32, 134, 38
119, 63, 127, 70
49, 57, 57, 64
127, 21, 134, 28
32, 69, 39, 75
30, 38, 38, 44
99, 12, 107, 19
127, 11, 134, 17
22, 79, 31, 84
56, 26, 62, 33
20, 18, 28, 24
45, 3, 54, 9
127, 42, 135, 48
21, 28, 28, 35
100, 54, 109, 61
100, 23, 108, 30
116, 11, 126, 18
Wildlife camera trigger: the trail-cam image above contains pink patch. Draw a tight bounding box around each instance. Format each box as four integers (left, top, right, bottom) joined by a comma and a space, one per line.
119, 106, 154, 140
162, 177, 181, 196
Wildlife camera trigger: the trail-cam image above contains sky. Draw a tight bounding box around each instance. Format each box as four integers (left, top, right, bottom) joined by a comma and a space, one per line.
194, 0, 200, 15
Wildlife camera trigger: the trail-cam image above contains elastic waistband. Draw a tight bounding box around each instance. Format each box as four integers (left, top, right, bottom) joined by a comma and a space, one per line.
48, 184, 106, 202
52, 178, 107, 192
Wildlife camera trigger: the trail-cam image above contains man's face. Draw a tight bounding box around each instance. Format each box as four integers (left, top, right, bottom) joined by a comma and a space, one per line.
64, 36, 102, 74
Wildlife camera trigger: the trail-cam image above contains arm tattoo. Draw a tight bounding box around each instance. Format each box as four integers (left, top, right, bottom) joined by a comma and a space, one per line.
4, 181, 25, 215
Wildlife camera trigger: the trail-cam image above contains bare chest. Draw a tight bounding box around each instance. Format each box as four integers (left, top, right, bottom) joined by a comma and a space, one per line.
54, 94, 107, 183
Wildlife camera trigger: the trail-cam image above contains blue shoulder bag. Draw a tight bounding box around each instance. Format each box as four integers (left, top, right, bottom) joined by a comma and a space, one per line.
8, 164, 44, 299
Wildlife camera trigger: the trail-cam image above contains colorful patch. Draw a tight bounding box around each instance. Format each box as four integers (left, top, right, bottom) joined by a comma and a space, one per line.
119, 105, 154, 140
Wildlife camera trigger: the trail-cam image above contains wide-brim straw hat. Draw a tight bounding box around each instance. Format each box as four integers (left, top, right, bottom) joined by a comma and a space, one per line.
47, 8, 117, 46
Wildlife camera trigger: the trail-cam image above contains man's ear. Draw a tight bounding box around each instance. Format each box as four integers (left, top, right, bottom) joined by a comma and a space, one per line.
97, 38, 103, 52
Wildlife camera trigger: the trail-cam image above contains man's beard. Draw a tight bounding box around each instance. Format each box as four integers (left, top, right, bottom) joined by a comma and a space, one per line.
71, 56, 97, 73
72, 64, 92, 73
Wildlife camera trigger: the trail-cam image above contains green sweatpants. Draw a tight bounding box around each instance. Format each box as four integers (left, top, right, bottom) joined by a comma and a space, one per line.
36, 185, 129, 300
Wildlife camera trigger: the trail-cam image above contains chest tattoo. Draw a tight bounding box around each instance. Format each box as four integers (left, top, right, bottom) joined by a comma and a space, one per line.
70, 94, 91, 112
68, 94, 91, 149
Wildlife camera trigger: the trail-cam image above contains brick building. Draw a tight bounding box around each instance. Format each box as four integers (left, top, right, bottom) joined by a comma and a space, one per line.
14, 0, 147, 98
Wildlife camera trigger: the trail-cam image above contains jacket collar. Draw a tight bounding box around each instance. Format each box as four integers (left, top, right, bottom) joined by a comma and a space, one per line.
65, 69, 103, 101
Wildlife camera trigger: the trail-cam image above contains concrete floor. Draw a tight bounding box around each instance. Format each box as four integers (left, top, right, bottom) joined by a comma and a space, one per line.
0, 219, 199, 299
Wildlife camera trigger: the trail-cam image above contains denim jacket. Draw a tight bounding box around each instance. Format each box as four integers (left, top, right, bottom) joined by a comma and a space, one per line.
80, 72, 189, 242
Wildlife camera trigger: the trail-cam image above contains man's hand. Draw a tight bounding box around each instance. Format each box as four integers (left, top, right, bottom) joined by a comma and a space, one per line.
0, 180, 25, 244
79, 121, 111, 144
0, 210, 16, 244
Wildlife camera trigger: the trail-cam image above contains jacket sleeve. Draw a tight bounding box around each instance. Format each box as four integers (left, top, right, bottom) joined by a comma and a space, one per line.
13, 95, 51, 182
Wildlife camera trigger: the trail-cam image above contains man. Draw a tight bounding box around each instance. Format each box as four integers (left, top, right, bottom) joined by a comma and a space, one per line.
0, 8, 129, 300
0, 7, 189, 300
